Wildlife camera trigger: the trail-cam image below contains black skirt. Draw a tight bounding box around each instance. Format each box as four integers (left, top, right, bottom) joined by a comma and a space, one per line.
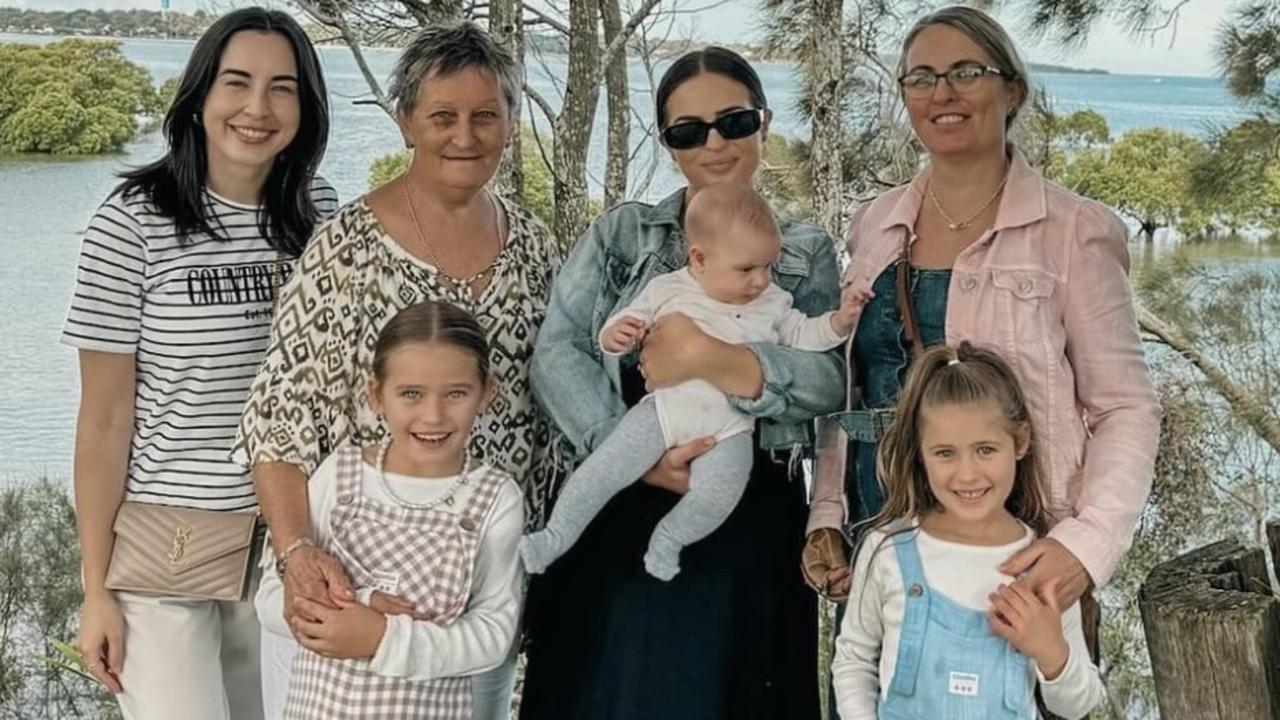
520, 367, 820, 720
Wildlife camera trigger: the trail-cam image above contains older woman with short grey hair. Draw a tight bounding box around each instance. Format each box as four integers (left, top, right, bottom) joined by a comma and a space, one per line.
233, 20, 568, 719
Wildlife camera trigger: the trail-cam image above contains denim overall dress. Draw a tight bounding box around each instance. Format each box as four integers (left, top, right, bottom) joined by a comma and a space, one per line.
844, 266, 951, 523
880, 532, 1035, 720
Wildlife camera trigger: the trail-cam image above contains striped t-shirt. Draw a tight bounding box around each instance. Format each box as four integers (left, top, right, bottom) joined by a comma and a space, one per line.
61, 179, 339, 511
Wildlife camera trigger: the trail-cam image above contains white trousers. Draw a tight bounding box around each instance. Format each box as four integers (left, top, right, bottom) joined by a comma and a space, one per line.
114, 591, 263, 720
260, 629, 518, 719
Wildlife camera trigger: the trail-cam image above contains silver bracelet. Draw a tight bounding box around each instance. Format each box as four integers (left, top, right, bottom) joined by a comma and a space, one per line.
274, 536, 314, 576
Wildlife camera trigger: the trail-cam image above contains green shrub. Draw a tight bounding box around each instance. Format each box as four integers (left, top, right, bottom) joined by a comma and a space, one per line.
0, 39, 157, 154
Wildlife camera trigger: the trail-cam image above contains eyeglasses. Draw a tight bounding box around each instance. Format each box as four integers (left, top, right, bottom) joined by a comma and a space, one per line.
660, 108, 764, 150
898, 63, 1012, 98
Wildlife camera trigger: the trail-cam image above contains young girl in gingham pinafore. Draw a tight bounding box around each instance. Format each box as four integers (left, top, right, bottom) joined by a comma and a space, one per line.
256, 301, 524, 719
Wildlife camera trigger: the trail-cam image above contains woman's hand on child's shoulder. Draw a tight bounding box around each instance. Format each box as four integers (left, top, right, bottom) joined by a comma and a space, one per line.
986, 580, 1069, 681
998, 537, 1090, 609
291, 596, 388, 660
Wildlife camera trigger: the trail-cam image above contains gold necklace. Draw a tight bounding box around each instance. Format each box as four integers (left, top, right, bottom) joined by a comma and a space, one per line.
926, 169, 1009, 232
401, 177, 502, 302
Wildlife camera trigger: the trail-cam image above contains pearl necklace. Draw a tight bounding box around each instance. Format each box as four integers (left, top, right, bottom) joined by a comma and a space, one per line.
926, 169, 1009, 232
374, 438, 470, 511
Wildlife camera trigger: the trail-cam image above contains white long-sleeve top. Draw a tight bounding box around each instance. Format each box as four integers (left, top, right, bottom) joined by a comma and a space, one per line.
599, 267, 846, 444
832, 524, 1103, 720
255, 450, 524, 681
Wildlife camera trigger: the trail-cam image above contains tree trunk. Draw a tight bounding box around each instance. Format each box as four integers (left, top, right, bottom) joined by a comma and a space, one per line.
806, 0, 844, 239
488, 0, 524, 200
1138, 305, 1280, 455
599, 0, 629, 209
1268, 519, 1280, 589
553, 0, 601, 247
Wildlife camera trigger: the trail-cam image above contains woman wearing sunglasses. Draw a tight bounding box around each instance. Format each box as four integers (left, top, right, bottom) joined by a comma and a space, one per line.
803, 7, 1157, 718
521, 46, 842, 719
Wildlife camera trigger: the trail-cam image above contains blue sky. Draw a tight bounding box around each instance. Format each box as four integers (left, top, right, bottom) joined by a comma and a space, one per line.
9, 0, 1227, 77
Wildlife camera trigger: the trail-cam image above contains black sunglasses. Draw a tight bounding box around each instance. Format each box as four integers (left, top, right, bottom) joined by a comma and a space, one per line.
660, 108, 764, 150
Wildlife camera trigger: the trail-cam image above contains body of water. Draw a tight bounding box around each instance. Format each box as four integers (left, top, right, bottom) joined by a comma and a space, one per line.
0, 35, 1275, 482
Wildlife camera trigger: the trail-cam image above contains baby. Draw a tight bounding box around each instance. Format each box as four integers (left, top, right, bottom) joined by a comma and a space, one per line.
521, 183, 867, 580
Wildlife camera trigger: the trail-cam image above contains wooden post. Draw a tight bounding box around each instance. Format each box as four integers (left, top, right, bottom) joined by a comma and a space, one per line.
1140, 537, 1280, 720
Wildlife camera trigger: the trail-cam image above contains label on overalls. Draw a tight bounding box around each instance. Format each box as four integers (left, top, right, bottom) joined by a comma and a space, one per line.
371, 570, 400, 595
948, 672, 979, 697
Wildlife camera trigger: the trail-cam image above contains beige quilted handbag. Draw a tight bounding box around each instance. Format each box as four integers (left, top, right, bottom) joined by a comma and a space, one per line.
105, 502, 261, 602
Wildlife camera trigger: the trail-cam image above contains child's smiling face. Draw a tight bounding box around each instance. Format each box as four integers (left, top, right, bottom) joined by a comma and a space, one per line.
368, 341, 491, 477
918, 399, 1029, 536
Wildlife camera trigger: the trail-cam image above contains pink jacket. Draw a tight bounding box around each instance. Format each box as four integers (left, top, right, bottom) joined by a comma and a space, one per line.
808, 151, 1160, 587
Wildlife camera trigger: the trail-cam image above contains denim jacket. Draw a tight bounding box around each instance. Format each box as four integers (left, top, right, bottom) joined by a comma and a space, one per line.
530, 188, 844, 461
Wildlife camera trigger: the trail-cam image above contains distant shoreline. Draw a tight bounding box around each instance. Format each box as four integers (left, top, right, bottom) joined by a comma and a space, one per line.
3, 30, 1113, 77
1029, 62, 1109, 76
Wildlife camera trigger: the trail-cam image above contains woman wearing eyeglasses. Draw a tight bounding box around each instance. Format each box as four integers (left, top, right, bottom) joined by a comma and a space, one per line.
521, 46, 841, 719
803, 7, 1158, 717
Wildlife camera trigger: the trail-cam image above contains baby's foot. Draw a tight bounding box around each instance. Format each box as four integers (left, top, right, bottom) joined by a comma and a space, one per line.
519, 531, 561, 574
643, 537, 682, 581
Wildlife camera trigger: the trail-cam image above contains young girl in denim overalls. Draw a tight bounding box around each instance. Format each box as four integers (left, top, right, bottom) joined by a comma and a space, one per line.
831, 343, 1102, 720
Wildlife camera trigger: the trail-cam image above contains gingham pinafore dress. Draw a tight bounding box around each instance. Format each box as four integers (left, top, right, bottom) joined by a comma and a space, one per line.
284, 444, 505, 719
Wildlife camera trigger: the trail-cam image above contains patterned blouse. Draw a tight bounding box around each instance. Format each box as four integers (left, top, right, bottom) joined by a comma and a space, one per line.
232, 194, 571, 529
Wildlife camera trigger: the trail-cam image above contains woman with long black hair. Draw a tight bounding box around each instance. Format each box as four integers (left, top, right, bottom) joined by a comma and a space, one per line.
62, 8, 335, 718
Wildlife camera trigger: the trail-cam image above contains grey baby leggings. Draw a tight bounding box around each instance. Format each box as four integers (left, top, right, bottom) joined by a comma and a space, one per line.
519, 398, 754, 580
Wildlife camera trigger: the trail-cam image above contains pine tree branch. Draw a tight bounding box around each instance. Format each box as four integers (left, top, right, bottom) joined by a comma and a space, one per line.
1138, 304, 1280, 455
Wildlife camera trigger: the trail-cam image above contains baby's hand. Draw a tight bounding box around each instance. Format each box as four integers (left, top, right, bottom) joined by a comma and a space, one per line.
987, 580, 1069, 680
829, 284, 875, 337
603, 315, 648, 353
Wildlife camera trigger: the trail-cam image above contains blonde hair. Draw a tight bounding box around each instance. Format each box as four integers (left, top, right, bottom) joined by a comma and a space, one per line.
684, 182, 779, 248
898, 5, 1031, 130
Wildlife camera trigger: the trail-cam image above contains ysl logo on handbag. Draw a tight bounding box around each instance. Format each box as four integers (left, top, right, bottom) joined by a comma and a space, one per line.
167, 525, 192, 565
